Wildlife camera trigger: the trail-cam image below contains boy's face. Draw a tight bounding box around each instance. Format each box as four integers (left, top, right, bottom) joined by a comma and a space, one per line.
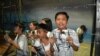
55, 14, 68, 29
37, 28, 47, 39
14, 26, 22, 34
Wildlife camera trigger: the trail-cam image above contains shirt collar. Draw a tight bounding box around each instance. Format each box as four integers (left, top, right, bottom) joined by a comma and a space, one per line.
55, 28, 68, 33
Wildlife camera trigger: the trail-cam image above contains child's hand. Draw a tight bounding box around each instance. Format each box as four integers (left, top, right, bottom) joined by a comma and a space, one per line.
28, 32, 38, 39
28, 33, 33, 38
49, 37, 56, 44
28, 45, 37, 53
66, 36, 79, 51
4, 34, 13, 43
66, 36, 73, 45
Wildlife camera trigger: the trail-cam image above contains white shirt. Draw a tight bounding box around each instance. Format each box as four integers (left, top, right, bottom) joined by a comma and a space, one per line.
34, 39, 41, 47
14, 34, 28, 56
43, 43, 51, 51
52, 28, 80, 56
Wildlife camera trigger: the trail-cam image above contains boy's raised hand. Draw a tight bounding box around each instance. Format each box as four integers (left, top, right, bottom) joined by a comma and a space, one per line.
66, 30, 73, 46
66, 36, 73, 46
66, 31, 79, 51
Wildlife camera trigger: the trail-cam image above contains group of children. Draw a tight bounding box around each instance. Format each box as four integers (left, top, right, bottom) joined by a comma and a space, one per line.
4, 11, 80, 56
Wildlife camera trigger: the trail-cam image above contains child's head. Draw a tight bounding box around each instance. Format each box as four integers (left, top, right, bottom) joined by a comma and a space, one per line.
55, 12, 69, 30
37, 24, 48, 39
41, 18, 52, 31
14, 22, 24, 34
29, 21, 38, 30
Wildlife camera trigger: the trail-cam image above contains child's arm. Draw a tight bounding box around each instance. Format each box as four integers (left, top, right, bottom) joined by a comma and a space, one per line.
67, 36, 79, 51
4, 34, 20, 49
28, 45, 37, 54
66, 30, 80, 51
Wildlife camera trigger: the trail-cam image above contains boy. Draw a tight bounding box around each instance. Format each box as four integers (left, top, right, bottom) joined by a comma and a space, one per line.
28, 21, 38, 39
28, 21, 40, 56
53, 12, 80, 56
4, 23, 28, 56
35, 23, 56, 56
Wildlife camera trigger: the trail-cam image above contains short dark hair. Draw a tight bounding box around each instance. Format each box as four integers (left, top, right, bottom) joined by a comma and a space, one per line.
14, 22, 24, 32
42, 18, 52, 31
55, 12, 69, 20
37, 23, 48, 31
30, 21, 38, 26
80, 25, 87, 32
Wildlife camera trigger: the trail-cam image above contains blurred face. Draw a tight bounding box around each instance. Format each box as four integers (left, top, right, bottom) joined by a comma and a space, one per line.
37, 29, 47, 39
40, 20, 46, 24
29, 23, 36, 30
14, 26, 22, 34
55, 14, 68, 29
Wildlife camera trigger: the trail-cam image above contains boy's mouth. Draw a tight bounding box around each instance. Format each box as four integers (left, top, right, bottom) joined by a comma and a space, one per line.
57, 23, 67, 29
59, 24, 64, 27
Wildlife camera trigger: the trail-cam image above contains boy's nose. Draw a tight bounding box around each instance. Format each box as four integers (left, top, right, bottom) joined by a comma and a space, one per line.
59, 21, 64, 24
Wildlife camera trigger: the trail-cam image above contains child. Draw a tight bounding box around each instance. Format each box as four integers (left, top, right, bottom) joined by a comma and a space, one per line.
76, 25, 87, 43
52, 12, 80, 56
28, 21, 39, 56
40, 18, 58, 56
28, 21, 38, 36
28, 21, 39, 44
4, 23, 28, 56
40, 18, 53, 38
35, 23, 56, 56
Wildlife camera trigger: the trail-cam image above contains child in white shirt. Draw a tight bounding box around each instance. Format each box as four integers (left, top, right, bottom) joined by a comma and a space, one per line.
52, 12, 80, 56
4, 23, 28, 56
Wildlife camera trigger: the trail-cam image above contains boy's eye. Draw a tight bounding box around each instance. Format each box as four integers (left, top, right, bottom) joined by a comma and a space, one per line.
56, 18, 60, 21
